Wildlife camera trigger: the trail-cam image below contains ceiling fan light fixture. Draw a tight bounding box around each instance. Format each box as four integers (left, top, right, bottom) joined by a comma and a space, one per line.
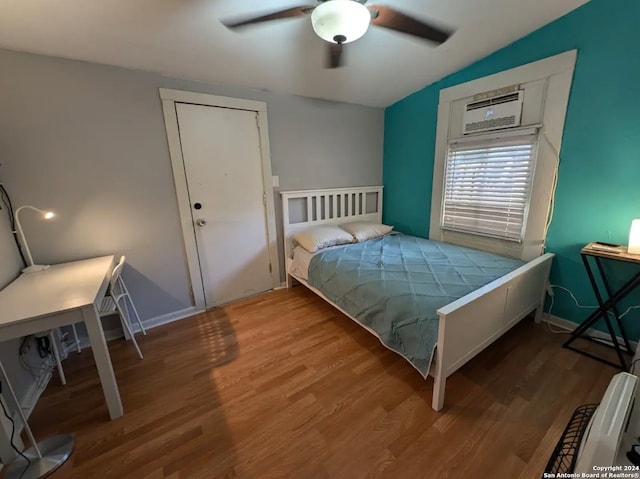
311, 0, 371, 44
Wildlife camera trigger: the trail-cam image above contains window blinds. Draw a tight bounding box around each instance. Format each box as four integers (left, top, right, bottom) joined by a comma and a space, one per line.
442, 127, 539, 242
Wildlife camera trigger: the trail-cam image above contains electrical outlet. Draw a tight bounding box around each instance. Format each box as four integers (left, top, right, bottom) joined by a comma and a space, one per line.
546, 283, 554, 297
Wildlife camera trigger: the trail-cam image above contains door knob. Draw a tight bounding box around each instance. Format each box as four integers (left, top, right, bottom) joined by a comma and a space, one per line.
195, 218, 207, 227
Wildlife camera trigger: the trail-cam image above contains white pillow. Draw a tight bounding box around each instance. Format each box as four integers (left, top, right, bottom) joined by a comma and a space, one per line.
293, 225, 354, 253
340, 222, 394, 242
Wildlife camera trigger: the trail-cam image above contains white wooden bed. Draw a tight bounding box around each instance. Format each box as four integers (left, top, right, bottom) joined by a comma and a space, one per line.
281, 186, 554, 411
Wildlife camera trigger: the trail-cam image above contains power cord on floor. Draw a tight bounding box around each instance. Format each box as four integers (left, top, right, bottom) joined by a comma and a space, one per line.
545, 285, 598, 334
0, 381, 31, 479
546, 296, 570, 334
550, 285, 640, 320
546, 284, 640, 338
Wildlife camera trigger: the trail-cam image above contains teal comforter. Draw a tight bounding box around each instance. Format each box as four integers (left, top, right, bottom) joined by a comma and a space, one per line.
307, 234, 524, 376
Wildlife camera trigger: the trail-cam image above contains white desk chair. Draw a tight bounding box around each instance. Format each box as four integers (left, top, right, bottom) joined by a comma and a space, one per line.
99, 255, 145, 359
51, 256, 146, 382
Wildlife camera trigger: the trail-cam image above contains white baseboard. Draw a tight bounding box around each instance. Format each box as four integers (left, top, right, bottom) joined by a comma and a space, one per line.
543, 313, 638, 353
140, 306, 201, 330
74, 306, 200, 351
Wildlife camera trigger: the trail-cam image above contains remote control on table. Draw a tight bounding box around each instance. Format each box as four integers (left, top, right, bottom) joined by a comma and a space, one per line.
590, 241, 622, 253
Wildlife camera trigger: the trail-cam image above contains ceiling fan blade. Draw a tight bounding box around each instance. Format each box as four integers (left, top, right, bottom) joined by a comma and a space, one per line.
222, 6, 314, 29
369, 5, 452, 44
327, 43, 344, 69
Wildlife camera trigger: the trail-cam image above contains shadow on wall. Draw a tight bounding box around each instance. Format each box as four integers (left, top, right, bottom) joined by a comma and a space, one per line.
119, 263, 191, 320
68, 249, 278, 347
67, 245, 284, 353
63, 262, 193, 344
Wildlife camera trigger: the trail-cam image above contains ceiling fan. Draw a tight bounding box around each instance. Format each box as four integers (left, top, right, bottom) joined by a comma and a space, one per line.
222, 0, 453, 68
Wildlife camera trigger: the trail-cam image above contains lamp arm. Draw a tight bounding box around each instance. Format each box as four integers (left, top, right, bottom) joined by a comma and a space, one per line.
14, 206, 39, 267
14, 205, 46, 216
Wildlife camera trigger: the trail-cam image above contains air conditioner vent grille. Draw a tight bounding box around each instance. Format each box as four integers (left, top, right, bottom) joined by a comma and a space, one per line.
465, 115, 517, 133
466, 92, 521, 111
466, 99, 492, 111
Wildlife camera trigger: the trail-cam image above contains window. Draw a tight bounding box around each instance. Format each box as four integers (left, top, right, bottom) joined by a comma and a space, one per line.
441, 127, 539, 242
430, 51, 575, 260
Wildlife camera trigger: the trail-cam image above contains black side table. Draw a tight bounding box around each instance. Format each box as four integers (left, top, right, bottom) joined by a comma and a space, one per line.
563, 242, 640, 370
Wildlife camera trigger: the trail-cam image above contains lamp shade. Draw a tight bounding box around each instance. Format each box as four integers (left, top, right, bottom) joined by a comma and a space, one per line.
311, 0, 371, 44
629, 219, 640, 254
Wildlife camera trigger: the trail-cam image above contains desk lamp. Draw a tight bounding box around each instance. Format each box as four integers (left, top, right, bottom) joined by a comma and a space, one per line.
629, 219, 640, 255
14, 205, 55, 273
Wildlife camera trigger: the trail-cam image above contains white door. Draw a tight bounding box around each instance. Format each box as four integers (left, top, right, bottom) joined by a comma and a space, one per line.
176, 103, 273, 308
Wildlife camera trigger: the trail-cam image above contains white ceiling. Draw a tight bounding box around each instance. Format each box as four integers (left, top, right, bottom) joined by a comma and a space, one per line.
0, 0, 589, 107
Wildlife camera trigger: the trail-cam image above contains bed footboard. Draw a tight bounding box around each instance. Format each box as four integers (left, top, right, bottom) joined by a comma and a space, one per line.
430, 253, 554, 411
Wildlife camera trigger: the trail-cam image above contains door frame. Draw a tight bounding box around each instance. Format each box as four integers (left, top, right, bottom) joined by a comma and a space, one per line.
159, 88, 281, 311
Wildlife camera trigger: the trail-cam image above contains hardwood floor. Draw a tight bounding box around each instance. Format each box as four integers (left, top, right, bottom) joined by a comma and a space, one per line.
28, 287, 618, 479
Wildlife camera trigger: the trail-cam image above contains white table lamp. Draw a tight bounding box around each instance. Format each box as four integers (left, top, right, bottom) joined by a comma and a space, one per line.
15, 205, 55, 274
629, 219, 640, 255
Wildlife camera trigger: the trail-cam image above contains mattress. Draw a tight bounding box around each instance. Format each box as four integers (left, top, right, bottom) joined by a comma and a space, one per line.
306, 234, 525, 376
290, 244, 350, 280
290, 246, 315, 280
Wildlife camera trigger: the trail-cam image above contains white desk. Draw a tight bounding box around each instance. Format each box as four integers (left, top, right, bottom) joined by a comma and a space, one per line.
0, 256, 123, 420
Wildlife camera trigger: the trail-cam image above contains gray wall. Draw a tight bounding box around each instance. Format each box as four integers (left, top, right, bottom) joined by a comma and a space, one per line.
0, 48, 384, 325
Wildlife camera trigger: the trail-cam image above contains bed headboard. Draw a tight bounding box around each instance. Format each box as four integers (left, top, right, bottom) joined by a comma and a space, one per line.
281, 186, 384, 260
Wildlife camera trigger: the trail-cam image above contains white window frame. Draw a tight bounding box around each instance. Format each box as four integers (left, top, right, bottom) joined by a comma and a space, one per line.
430, 50, 577, 260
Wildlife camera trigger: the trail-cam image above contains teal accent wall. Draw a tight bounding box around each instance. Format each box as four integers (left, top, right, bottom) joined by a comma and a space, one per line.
383, 0, 640, 337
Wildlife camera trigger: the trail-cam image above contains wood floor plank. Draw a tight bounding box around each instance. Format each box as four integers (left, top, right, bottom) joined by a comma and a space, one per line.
26, 287, 619, 478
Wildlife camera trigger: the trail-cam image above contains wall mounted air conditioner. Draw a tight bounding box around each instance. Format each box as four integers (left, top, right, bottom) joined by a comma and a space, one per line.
463, 91, 524, 134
